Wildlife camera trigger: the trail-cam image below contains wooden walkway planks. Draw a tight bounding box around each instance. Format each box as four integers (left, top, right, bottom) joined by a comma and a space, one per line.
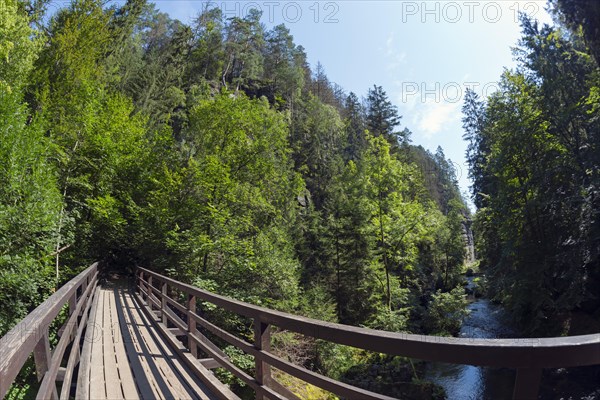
77, 284, 221, 400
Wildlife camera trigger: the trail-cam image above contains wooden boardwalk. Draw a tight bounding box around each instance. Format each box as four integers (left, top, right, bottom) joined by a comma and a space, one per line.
2, 263, 599, 400
77, 284, 219, 400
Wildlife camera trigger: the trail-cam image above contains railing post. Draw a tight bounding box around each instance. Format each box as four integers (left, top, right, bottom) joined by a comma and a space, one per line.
138, 270, 144, 299
68, 292, 77, 316
82, 276, 88, 300
67, 287, 79, 342
254, 318, 271, 400
512, 368, 542, 399
187, 294, 197, 358
33, 328, 58, 399
161, 281, 167, 325
148, 275, 153, 310
33, 329, 51, 382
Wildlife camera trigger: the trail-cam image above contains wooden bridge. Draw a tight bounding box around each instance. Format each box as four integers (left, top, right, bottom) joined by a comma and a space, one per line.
1, 263, 599, 400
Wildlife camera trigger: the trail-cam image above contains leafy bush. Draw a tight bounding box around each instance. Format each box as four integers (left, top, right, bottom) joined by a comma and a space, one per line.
213, 346, 255, 399
425, 287, 470, 336
367, 307, 410, 332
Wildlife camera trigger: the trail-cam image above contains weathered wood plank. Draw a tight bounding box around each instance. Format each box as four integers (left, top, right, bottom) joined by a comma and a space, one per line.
131, 293, 215, 400
254, 319, 271, 400
122, 289, 187, 399
76, 286, 101, 400
33, 330, 51, 383
103, 291, 123, 400
37, 271, 99, 400
188, 295, 198, 358
60, 278, 98, 399
89, 290, 106, 400
198, 358, 220, 369
513, 368, 542, 399
188, 307, 395, 400
114, 288, 158, 400
108, 288, 139, 400
0, 263, 97, 399
155, 325, 223, 400
134, 291, 239, 400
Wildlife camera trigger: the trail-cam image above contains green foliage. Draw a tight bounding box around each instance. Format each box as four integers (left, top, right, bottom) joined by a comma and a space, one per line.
263, 24, 305, 104
297, 283, 337, 322
549, 0, 600, 64
222, 9, 265, 91
464, 16, 600, 333
360, 134, 430, 310
367, 306, 410, 332
213, 345, 255, 398
316, 344, 366, 381
291, 92, 345, 209
0, 2, 475, 397
366, 85, 408, 145
0, 0, 41, 92
341, 354, 446, 400
0, 1, 61, 335
154, 93, 303, 306
471, 276, 487, 298
425, 287, 470, 336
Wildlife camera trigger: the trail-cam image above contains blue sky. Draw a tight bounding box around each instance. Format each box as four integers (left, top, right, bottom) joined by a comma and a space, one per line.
125, 0, 554, 205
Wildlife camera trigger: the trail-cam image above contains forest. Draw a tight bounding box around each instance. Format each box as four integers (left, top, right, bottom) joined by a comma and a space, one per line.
0, 0, 598, 398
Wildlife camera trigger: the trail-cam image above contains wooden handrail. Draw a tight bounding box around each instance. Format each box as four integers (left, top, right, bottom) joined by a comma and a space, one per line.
0, 263, 98, 399
135, 266, 600, 400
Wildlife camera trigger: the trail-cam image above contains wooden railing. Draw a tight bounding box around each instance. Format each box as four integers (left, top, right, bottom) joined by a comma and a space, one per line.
0, 263, 98, 400
136, 267, 600, 400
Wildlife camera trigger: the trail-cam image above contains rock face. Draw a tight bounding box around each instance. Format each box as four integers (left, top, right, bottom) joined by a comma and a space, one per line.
462, 215, 475, 264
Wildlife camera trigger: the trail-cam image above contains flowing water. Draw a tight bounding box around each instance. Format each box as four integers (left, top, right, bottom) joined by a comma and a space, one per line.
424, 276, 517, 400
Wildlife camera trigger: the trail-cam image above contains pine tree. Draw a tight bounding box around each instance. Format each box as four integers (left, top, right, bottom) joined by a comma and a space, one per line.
343, 92, 367, 161
366, 85, 407, 146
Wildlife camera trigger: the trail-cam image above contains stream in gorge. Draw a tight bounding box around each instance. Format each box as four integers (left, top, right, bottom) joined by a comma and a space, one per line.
424, 275, 518, 400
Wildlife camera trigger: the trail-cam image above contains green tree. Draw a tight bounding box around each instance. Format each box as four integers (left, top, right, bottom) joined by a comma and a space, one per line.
125, 8, 191, 131
0, 0, 62, 334
263, 24, 304, 107
360, 134, 429, 313
222, 9, 265, 91
465, 16, 600, 333
366, 85, 408, 146
549, 0, 600, 64
290, 93, 345, 209
165, 93, 303, 305
322, 160, 377, 324
434, 199, 467, 289
190, 5, 224, 83
425, 287, 469, 336
30, 0, 155, 271
343, 91, 367, 161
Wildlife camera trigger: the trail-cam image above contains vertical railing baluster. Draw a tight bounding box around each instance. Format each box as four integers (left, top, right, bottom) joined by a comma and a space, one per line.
513, 368, 542, 399
254, 318, 271, 400
68, 292, 77, 342
68, 293, 76, 314
138, 270, 143, 299
148, 275, 153, 311
161, 281, 167, 325
188, 294, 197, 358
33, 328, 58, 399
33, 329, 51, 381
82, 277, 88, 302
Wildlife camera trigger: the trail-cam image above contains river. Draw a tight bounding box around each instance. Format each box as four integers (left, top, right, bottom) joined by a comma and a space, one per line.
424, 276, 517, 400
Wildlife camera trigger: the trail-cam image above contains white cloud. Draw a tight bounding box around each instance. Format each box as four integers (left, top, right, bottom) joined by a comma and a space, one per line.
386, 33, 394, 56
384, 32, 407, 72
413, 101, 460, 139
